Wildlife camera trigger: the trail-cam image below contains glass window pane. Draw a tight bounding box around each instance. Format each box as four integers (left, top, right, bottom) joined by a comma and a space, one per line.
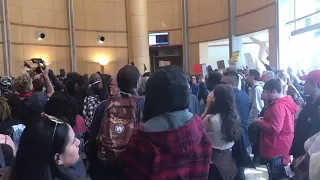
295, 0, 320, 19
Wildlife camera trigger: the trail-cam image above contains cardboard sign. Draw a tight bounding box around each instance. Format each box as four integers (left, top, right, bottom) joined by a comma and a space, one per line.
217, 60, 226, 70
231, 51, 240, 64
201, 64, 208, 76
244, 53, 255, 69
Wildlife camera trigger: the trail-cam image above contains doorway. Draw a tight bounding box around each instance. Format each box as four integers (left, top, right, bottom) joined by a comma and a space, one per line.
149, 45, 183, 72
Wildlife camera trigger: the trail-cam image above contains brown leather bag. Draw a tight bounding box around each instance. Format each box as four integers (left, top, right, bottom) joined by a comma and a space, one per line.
97, 94, 141, 165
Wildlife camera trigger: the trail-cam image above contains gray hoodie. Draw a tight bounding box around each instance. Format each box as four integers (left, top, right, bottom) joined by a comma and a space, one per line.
248, 81, 264, 124
141, 109, 193, 132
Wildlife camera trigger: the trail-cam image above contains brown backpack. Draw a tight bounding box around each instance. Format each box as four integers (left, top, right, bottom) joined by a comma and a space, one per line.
97, 94, 142, 165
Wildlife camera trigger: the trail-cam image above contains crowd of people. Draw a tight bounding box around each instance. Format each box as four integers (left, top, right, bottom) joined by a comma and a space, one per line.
0, 61, 317, 180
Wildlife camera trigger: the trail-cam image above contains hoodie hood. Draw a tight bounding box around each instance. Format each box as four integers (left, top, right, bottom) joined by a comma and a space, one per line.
141, 109, 193, 132
273, 96, 299, 114
139, 110, 203, 148
254, 81, 265, 87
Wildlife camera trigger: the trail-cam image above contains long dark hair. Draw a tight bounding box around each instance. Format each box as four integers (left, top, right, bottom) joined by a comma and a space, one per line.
65, 72, 92, 116
44, 92, 77, 127
208, 84, 241, 142
206, 72, 222, 91
7, 117, 78, 180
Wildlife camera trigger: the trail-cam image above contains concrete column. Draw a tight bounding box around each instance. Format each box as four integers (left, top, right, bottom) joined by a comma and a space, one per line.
0, 0, 11, 76
268, 27, 279, 69
189, 43, 200, 73
67, 0, 76, 72
126, 0, 150, 73
199, 42, 208, 65
267, 0, 280, 70
274, 0, 280, 70
228, 0, 243, 68
182, 0, 189, 73
228, 0, 236, 59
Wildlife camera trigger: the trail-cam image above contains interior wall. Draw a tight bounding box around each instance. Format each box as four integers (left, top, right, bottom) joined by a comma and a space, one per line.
208, 43, 261, 70
8, 0, 70, 77
236, 0, 276, 35
147, 0, 182, 46
74, 0, 128, 76
208, 45, 229, 70
188, 0, 229, 43
4, 0, 278, 75
188, 0, 229, 72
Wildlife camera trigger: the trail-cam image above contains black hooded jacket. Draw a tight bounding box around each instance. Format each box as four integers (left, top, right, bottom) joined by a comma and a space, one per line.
291, 97, 320, 158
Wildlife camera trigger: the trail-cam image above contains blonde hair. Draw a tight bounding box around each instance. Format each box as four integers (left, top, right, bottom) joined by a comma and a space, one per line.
14, 74, 32, 94
0, 97, 11, 121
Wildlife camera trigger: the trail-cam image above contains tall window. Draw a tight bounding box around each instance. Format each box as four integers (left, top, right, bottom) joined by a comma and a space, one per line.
295, 0, 320, 19
279, 0, 320, 72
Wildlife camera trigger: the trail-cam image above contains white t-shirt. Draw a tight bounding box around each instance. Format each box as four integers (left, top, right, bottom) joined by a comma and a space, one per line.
204, 114, 234, 150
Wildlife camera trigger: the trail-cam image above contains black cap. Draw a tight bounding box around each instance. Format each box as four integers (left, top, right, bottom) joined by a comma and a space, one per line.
143, 65, 190, 122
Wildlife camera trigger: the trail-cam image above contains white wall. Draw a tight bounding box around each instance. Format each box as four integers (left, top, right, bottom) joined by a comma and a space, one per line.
207, 43, 262, 70
207, 46, 229, 69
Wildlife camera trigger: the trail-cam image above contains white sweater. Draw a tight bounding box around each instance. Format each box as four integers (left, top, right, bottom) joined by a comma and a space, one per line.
310, 152, 320, 180
204, 114, 234, 150
248, 81, 264, 124
304, 132, 320, 180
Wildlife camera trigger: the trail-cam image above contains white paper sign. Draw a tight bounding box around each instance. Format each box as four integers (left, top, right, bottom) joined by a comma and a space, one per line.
244, 53, 255, 69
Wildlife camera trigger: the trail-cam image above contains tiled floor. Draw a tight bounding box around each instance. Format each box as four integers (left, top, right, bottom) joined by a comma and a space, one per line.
245, 166, 268, 180
87, 167, 269, 180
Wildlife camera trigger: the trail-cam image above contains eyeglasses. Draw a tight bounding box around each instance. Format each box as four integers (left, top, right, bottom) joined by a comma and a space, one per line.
44, 114, 64, 140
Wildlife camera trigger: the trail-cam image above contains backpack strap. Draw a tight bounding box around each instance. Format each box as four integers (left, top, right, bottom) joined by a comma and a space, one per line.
0, 145, 6, 168
251, 85, 259, 93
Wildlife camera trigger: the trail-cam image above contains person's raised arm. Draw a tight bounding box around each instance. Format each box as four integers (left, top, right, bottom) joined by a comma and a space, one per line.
41, 66, 54, 97
48, 69, 64, 91
201, 92, 214, 118
198, 72, 209, 103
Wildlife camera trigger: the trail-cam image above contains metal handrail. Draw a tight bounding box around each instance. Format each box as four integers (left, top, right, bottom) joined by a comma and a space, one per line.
286, 9, 320, 25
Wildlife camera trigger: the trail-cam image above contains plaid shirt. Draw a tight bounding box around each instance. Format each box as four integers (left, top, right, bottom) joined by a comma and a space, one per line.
83, 95, 100, 129
123, 115, 212, 180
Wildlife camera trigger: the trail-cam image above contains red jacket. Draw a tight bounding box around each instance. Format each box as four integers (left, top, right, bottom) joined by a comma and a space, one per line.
259, 96, 298, 164
123, 115, 212, 180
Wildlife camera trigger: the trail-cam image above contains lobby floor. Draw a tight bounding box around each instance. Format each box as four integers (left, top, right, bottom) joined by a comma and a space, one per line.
245, 166, 268, 180
87, 166, 269, 180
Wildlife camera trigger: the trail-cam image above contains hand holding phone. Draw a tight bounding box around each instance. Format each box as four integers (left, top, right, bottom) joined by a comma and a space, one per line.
40, 64, 49, 77
24, 61, 32, 69
31, 58, 44, 64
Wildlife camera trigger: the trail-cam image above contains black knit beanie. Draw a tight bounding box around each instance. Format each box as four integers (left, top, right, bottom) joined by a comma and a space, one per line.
143, 65, 190, 122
